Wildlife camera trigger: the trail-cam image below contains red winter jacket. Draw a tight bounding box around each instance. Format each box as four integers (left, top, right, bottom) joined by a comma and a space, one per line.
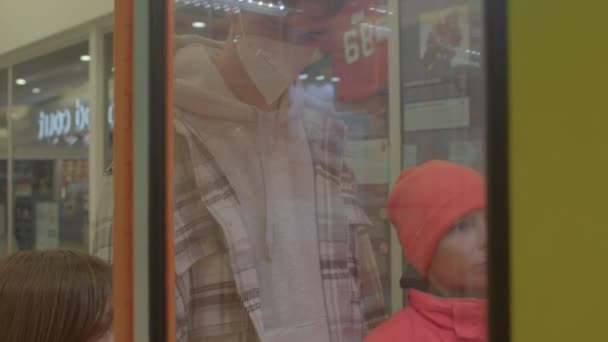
365, 290, 487, 342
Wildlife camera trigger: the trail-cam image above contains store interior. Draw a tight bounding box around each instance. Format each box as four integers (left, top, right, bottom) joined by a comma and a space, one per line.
171, 0, 487, 310
0, 0, 487, 313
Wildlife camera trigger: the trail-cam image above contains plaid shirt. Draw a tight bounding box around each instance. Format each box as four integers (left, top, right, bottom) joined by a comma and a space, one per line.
93, 99, 387, 341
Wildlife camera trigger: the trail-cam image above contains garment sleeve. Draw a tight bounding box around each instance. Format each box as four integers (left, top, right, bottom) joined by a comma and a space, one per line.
173, 132, 226, 275
92, 128, 235, 341
175, 125, 262, 342
91, 130, 227, 267
340, 160, 388, 332
91, 134, 226, 268
174, 131, 230, 341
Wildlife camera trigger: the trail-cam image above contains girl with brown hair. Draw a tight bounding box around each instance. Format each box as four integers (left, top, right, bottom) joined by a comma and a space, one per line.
0, 249, 113, 342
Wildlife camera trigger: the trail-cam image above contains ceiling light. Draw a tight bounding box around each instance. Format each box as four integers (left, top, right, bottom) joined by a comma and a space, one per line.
331, 77, 341, 83
192, 21, 207, 29
32, 88, 41, 94
80, 55, 91, 62
316, 75, 326, 81
15, 78, 27, 86
298, 74, 309, 80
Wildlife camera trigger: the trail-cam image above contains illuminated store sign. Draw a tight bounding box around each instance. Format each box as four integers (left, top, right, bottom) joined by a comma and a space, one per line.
37, 99, 114, 141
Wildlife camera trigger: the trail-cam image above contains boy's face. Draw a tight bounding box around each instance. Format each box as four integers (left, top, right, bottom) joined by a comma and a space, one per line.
427, 209, 488, 297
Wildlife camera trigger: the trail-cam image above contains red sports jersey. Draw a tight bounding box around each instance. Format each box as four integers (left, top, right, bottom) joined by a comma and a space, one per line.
322, 0, 389, 102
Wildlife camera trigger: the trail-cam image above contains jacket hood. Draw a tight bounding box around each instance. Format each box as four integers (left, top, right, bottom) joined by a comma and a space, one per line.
174, 35, 258, 122
174, 35, 335, 127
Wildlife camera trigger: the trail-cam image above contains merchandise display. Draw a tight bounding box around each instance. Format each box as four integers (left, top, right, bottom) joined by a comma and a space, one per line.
91, 0, 489, 340
171, 6, 389, 337
4, 0, 579, 336
98, 1, 392, 341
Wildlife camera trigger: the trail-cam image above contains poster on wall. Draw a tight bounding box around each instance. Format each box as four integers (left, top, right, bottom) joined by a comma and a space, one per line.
35, 202, 60, 249
419, 5, 471, 77
401, 3, 473, 109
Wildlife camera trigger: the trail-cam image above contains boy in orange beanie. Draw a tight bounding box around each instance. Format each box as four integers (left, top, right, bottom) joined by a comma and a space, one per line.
366, 160, 488, 342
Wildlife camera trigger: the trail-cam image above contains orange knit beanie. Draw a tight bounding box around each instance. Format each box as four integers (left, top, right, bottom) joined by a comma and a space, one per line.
386, 160, 486, 275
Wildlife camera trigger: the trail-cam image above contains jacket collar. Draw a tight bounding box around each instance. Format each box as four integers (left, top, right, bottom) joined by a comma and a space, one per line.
409, 289, 487, 340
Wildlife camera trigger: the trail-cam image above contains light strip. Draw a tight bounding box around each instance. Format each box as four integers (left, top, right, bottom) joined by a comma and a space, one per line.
175, 0, 289, 14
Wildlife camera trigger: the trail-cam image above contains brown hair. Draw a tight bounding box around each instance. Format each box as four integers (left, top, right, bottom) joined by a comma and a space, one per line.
0, 249, 112, 342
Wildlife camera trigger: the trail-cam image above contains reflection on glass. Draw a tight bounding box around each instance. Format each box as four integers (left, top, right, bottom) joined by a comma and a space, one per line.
0, 70, 7, 256
172, 0, 389, 340
11, 43, 90, 250
364, 0, 488, 340
399, 0, 486, 288
165, 0, 489, 340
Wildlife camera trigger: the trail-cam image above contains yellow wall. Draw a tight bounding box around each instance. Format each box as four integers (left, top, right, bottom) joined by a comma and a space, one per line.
509, 0, 608, 340
0, 0, 113, 55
